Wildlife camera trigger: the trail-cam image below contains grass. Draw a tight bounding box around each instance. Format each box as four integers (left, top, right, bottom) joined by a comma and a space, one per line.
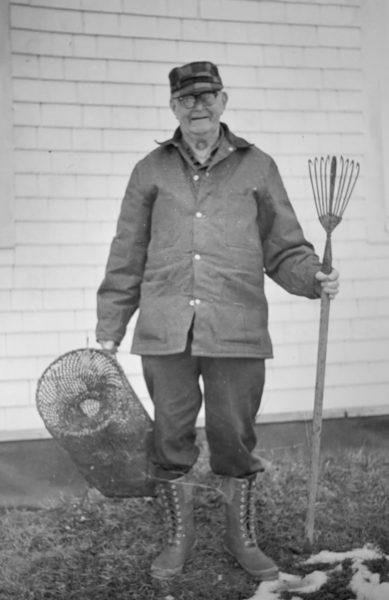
0, 438, 388, 600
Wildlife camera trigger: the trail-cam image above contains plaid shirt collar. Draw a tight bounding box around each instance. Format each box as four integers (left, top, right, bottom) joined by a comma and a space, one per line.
179, 127, 223, 169
158, 122, 252, 153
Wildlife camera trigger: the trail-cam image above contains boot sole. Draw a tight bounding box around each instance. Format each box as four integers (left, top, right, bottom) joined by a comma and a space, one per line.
223, 544, 279, 580
150, 540, 197, 581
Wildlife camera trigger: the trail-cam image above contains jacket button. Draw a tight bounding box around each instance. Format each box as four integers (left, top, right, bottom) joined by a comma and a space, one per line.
194, 254, 201, 260
193, 174, 199, 181
189, 298, 201, 306
195, 212, 203, 218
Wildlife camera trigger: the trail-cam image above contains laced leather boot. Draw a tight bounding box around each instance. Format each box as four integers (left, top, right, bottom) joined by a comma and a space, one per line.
222, 475, 279, 580
150, 475, 196, 580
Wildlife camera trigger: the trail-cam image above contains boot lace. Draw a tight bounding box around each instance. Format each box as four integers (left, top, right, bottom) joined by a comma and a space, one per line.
239, 479, 257, 547
160, 484, 184, 546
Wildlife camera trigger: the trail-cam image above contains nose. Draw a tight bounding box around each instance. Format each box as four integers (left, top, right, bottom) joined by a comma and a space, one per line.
192, 96, 207, 108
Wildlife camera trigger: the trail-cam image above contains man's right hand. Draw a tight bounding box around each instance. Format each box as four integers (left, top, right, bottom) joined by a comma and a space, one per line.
99, 340, 118, 355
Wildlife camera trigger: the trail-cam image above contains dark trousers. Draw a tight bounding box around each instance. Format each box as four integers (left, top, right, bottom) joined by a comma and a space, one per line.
142, 342, 265, 479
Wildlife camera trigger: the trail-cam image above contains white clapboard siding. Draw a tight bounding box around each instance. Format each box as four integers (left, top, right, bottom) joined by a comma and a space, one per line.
0, 0, 388, 439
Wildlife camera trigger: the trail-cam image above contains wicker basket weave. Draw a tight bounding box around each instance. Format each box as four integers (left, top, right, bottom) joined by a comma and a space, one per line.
36, 348, 155, 497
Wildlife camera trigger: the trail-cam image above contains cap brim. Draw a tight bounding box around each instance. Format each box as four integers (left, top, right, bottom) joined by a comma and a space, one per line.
171, 82, 223, 98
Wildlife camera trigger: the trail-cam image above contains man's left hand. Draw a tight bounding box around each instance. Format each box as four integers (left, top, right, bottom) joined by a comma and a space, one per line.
315, 269, 340, 299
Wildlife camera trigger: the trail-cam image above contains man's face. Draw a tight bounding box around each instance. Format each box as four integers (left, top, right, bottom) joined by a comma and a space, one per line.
170, 90, 228, 138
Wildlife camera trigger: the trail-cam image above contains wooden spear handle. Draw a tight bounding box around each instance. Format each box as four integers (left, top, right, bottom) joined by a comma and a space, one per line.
305, 157, 336, 544
305, 268, 331, 543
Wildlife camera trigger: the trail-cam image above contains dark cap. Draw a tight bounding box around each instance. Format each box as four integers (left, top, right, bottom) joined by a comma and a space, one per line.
169, 61, 223, 97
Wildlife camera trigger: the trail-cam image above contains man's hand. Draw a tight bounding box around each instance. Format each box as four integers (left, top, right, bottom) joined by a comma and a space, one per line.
315, 269, 340, 299
99, 340, 118, 355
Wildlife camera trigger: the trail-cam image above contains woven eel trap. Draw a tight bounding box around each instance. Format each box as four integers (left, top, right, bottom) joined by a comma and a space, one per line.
36, 348, 156, 497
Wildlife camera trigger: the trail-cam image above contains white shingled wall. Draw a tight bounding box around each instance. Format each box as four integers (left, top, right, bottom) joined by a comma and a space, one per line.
1, 0, 388, 439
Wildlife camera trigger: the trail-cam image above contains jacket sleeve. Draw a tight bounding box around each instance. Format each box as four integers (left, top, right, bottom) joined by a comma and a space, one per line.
257, 158, 322, 298
96, 163, 155, 345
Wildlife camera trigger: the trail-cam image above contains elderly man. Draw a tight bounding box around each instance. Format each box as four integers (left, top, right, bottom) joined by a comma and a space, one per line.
96, 61, 339, 581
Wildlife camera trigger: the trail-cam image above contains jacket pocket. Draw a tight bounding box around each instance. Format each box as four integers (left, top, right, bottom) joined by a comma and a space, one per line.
148, 194, 180, 251
242, 309, 269, 346
215, 305, 270, 350
216, 306, 260, 346
222, 192, 261, 250
134, 301, 166, 344
149, 220, 178, 250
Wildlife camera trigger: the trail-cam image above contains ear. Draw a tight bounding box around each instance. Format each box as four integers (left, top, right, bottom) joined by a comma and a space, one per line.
220, 90, 228, 110
170, 97, 179, 119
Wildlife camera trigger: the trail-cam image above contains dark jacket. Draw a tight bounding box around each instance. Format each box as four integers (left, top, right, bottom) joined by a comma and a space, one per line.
96, 124, 322, 357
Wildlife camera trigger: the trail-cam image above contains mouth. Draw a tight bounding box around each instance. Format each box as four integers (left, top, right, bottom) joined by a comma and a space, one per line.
191, 116, 209, 122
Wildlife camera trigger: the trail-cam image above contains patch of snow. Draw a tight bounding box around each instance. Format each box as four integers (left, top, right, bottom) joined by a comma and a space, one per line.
246, 570, 327, 599
305, 544, 384, 565
245, 545, 389, 600
350, 560, 389, 600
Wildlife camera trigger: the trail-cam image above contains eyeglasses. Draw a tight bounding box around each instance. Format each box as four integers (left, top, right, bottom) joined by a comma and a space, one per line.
176, 91, 219, 109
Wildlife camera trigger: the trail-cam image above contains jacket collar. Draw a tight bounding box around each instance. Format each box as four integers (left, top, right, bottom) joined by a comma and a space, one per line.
157, 122, 253, 150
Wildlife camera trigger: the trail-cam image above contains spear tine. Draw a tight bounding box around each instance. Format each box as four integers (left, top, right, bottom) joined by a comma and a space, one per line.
338, 158, 350, 214
339, 160, 354, 215
316, 157, 324, 217
308, 161, 316, 211
320, 157, 326, 217
333, 156, 345, 215
314, 158, 322, 217
325, 156, 331, 215
316, 158, 322, 216
340, 161, 360, 217
319, 157, 325, 217
309, 160, 320, 217
315, 158, 321, 216
323, 156, 328, 215
329, 156, 337, 214
322, 156, 327, 215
